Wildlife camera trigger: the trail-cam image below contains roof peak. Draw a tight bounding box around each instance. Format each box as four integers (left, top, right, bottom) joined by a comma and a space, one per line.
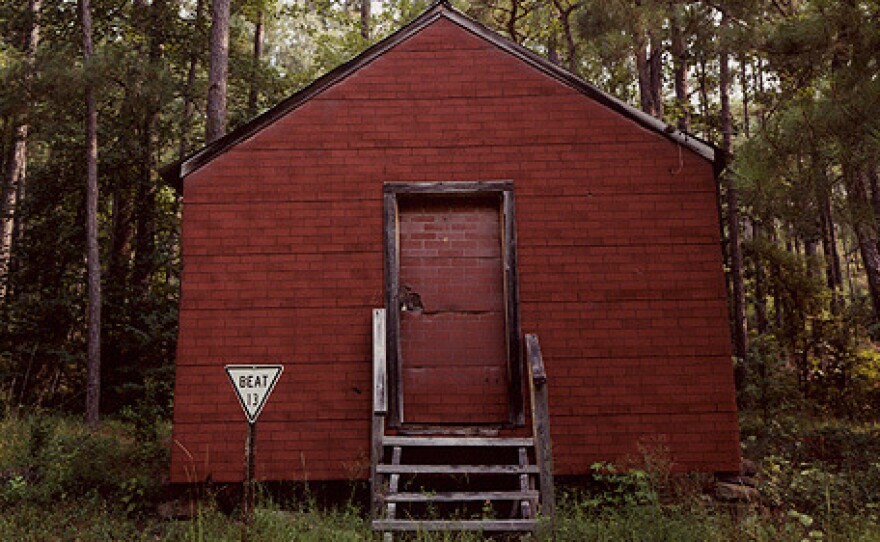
162, 1, 719, 189
427, 0, 455, 13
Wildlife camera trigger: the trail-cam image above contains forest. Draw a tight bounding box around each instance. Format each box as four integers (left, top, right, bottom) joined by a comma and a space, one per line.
1, 0, 880, 540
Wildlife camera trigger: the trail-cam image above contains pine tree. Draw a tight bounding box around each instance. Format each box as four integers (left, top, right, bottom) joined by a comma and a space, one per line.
81, 0, 101, 430
206, 0, 231, 143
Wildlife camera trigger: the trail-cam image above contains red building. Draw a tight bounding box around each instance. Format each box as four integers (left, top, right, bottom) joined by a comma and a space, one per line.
165, 2, 739, 488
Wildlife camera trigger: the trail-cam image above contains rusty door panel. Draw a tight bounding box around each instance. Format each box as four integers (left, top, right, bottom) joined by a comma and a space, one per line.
398, 196, 509, 424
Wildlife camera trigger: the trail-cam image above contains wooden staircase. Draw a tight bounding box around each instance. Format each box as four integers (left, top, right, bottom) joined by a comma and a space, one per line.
370, 309, 555, 536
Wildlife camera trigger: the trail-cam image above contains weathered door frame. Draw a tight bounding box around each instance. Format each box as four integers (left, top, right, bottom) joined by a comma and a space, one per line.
384, 181, 523, 428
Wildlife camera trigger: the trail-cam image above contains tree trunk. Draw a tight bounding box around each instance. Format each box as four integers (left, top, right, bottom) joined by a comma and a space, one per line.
670, 6, 689, 131
805, 238, 820, 278
1, 124, 27, 295
108, 186, 134, 287
635, 25, 663, 119
360, 0, 370, 40
206, 0, 231, 144
648, 32, 663, 119
247, 10, 264, 119
752, 220, 768, 334
697, 58, 710, 140
132, 0, 169, 295
720, 20, 732, 153
846, 164, 880, 321
506, 0, 520, 43
547, 26, 560, 66
720, 18, 748, 377
818, 178, 843, 310
635, 35, 653, 115
179, 0, 205, 160
741, 54, 750, 139
756, 58, 766, 130
842, 230, 858, 304
1, 0, 40, 297
798, 155, 821, 279
770, 223, 784, 330
0, 116, 9, 176
725, 172, 748, 365
81, 0, 101, 431
552, 0, 577, 73
868, 163, 880, 252
132, 127, 156, 294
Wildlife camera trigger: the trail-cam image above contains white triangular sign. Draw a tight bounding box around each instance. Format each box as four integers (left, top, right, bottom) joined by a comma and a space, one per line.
225, 365, 284, 423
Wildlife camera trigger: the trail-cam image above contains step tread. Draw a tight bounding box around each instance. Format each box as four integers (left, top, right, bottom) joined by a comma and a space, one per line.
383, 490, 540, 503
372, 519, 537, 532
376, 464, 539, 475
382, 436, 534, 447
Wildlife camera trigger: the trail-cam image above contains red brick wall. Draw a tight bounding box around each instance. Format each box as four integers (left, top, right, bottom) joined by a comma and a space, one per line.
170, 17, 739, 483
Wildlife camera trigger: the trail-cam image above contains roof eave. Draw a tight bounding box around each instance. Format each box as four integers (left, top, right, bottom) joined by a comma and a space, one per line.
160, 2, 450, 192
439, 8, 721, 169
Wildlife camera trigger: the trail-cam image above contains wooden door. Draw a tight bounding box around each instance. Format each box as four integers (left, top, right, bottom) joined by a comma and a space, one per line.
396, 195, 509, 424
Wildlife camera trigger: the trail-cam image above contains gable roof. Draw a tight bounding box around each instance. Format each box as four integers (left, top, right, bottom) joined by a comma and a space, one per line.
162, 1, 722, 191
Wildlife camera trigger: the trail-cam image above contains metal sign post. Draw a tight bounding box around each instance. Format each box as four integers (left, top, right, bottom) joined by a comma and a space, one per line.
225, 364, 283, 539
244, 420, 256, 530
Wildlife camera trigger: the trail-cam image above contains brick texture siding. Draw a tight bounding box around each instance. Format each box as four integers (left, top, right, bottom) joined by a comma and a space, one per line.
170, 17, 740, 483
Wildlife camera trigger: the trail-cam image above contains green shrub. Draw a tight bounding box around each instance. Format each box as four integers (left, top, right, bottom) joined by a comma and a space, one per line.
577, 463, 659, 509
0, 495, 155, 541
0, 413, 168, 514
741, 412, 880, 540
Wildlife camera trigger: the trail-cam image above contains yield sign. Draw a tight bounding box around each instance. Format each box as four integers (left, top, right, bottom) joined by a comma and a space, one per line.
225, 365, 284, 423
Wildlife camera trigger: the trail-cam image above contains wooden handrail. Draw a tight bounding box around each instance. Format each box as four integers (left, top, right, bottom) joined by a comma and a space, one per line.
371, 308, 387, 520
373, 308, 387, 415
525, 333, 555, 519
528, 340, 547, 385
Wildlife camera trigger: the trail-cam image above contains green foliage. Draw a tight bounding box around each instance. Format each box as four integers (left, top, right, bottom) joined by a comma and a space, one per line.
0, 0, 183, 418
581, 462, 659, 509
553, 501, 732, 542
0, 495, 159, 541
737, 219, 880, 417
0, 413, 168, 515
742, 414, 880, 523
1, 413, 880, 541
742, 333, 805, 413
153, 503, 371, 542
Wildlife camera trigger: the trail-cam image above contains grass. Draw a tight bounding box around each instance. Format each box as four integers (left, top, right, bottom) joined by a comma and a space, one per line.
0, 412, 879, 540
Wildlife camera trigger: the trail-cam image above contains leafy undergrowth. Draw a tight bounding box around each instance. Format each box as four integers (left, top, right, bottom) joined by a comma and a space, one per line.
1, 413, 879, 540
741, 413, 880, 516
553, 494, 880, 542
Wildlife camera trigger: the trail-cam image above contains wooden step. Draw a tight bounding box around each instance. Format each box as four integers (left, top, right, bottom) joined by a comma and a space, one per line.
376, 464, 539, 475
382, 436, 533, 447
372, 519, 536, 532
383, 490, 540, 503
